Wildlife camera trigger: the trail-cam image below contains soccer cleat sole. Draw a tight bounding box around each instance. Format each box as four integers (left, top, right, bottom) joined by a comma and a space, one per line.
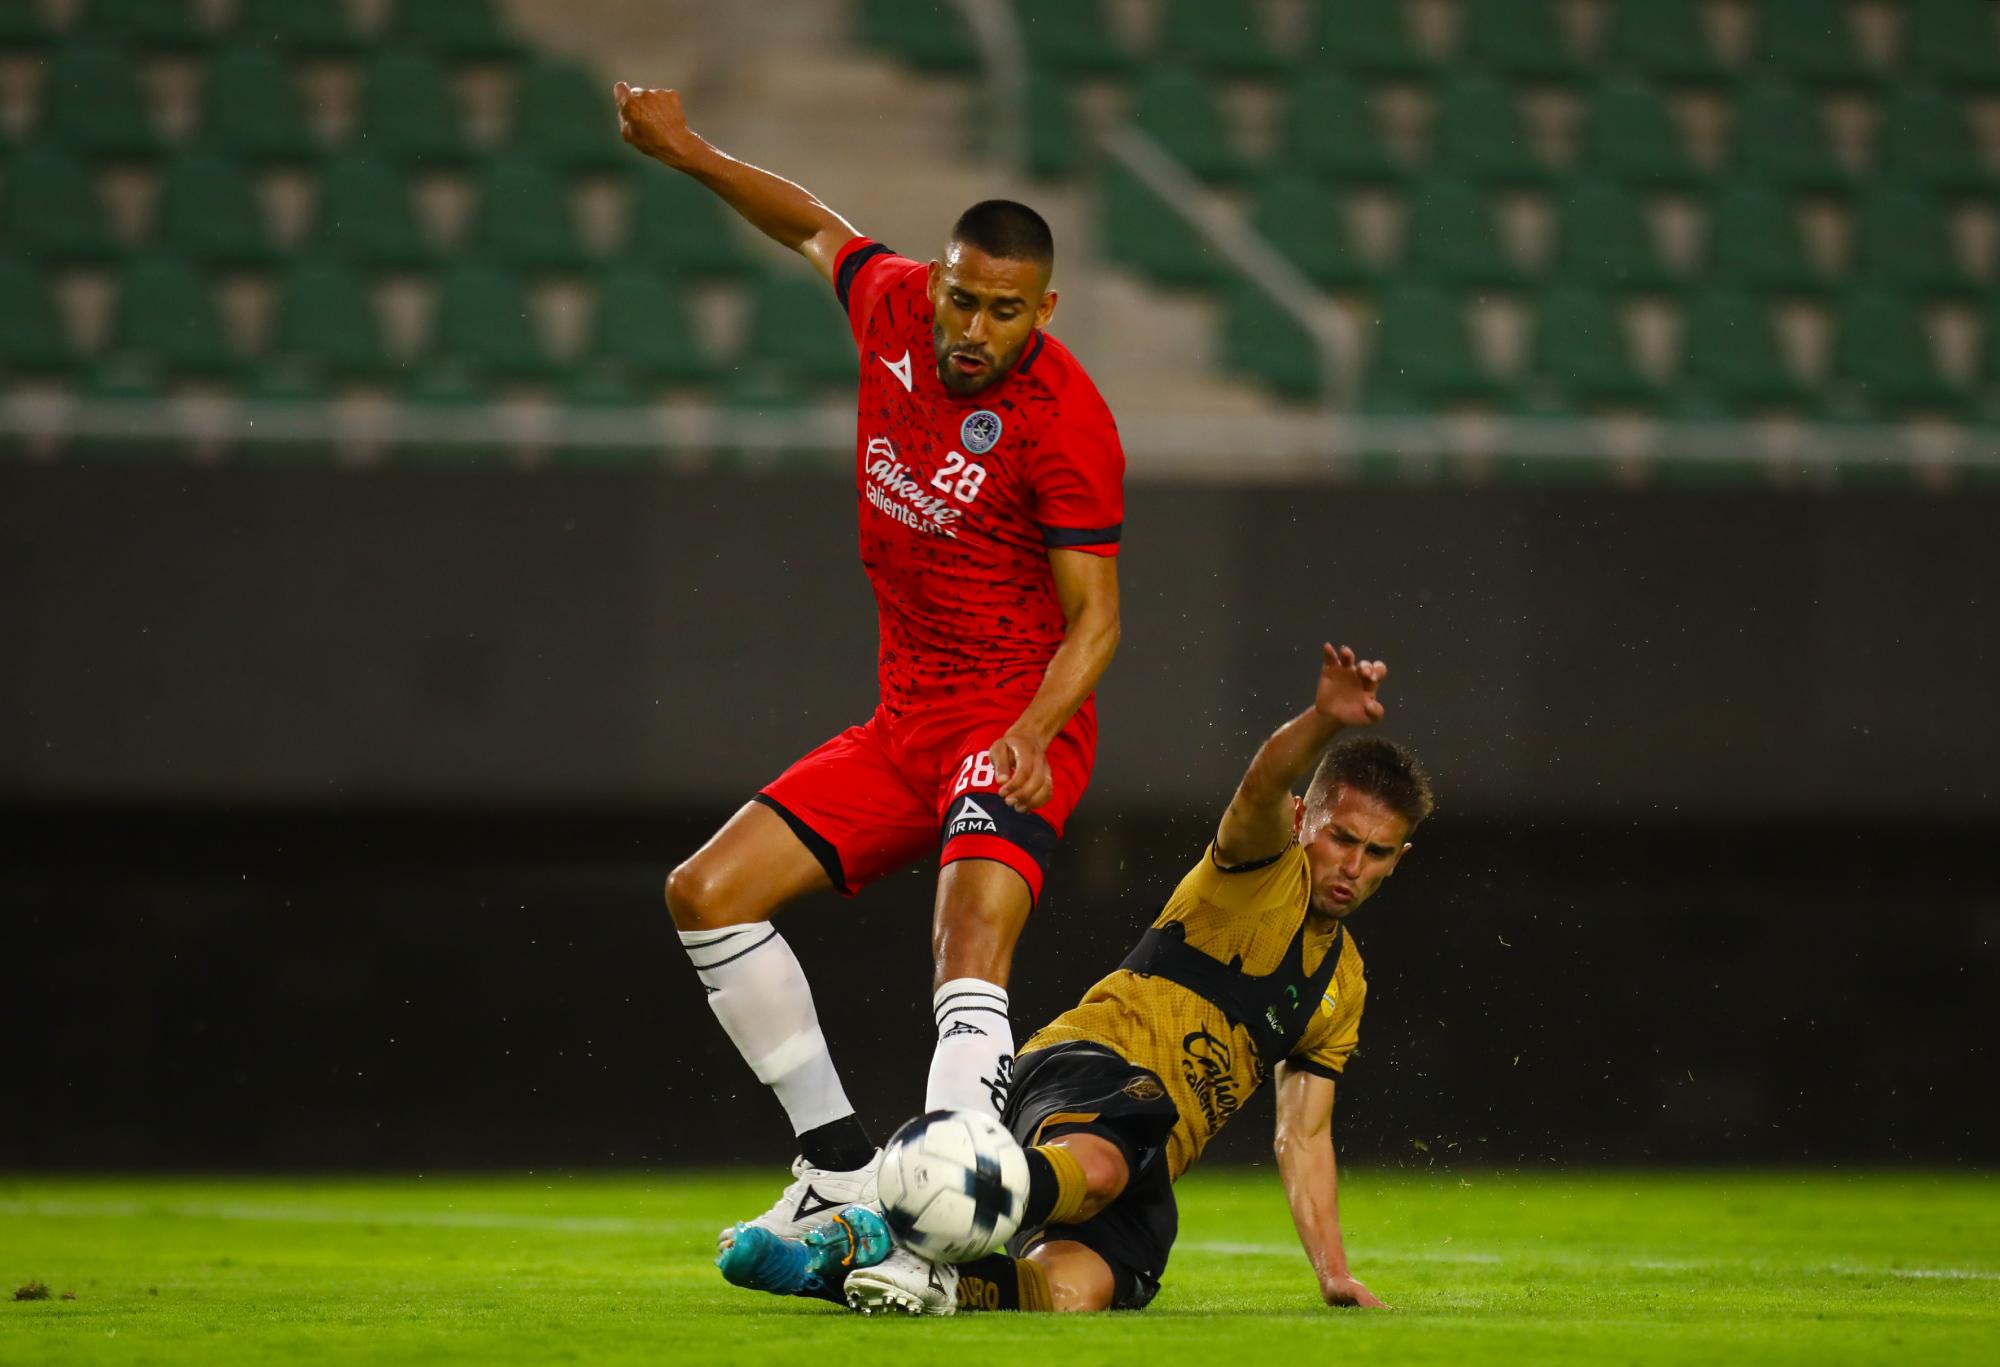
844, 1278, 951, 1317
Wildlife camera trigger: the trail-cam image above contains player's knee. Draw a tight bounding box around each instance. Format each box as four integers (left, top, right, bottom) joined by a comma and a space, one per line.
665, 859, 733, 930
1070, 1143, 1129, 1219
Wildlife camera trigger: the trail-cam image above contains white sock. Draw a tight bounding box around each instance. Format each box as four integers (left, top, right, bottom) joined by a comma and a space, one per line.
924, 978, 1015, 1117
680, 925, 855, 1137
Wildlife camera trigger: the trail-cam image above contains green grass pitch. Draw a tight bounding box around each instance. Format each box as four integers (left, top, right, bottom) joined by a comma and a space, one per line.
3, 1169, 1995, 1365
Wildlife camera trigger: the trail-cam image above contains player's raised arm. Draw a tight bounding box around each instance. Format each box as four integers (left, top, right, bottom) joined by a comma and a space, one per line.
614, 82, 860, 284
1273, 1062, 1389, 1309
1214, 645, 1387, 867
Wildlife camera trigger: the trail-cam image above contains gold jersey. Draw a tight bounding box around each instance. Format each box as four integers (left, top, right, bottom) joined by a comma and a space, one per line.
1022, 841, 1366, 1180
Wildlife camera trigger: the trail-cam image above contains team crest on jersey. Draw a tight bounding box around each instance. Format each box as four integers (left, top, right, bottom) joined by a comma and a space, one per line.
960, 409, 1003, 455
1122, 1075, 1165, 1102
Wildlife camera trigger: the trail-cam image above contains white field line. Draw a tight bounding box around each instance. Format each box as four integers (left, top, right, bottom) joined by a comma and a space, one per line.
1181, 1241, 2000, 1281
0, 1198, 699, 1237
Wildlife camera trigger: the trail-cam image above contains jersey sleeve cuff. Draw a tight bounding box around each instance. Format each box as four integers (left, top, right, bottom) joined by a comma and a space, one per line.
1285, 1056, 1344, 1082
1040, 522, 1122, 553
834, 239, 893, 311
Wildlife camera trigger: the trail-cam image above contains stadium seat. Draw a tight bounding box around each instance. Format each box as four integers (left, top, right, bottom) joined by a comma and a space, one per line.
1902, 0, 2000, 90
384, 0, 524, 64
201, 44, 320, 165
238, 357, 337, 463
1679, 288, 1808, 409
1222, 282, 1321, 399
1755, 0, 1875, 89
511, 59, 629, 176
1604, 0, 1729, 84
81, 352, 178, 460
1401, 178, 1522, 288
1099, 163, 1229, 286
1461, 0, 1585, 84
592, 264, 714, 383
1703, 183, 1825, 295
1876, 83, 1993, 198
1306, 0, 1433, 78
77, 0, 211, 51
1252, 174, 1372, 289
1365, 283, 1497, 405
397, 357, 503, 463
1022, 68, 1081, 181
232, 0, 366, 56
1282, 73, 1401, 184
1582, 78, 1702, 187
1131, 66, 1250, 183
315, 153, 439, 269
472, 159, 590, 272
357, 48, 476, 168
0, 0, 55, 50
1727, 79, 1848, 194
155, 148, 279, 268
0, 252, 76, 374
1851, 183, 1968, 294
38, 44, 161, 160
1830, 288, 1962, 412
108, 255, 242, 376
271, 257, 392, 378
1432, 76, 1551, 186
1015, 0, 1134, 76
1551, 180, 1677, 292
854, 0, 979, 72
1158, 0, 1283, 78
432, 262, 555, 379
745, 272, 858, 386
628, 170, 756, 277
1527, 285, 1654, 404
0, 142, 117, 262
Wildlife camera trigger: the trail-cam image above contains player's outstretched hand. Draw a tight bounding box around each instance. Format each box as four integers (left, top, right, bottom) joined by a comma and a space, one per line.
1321, 1273, 1391, 1309
992, 729, 1054, 813
613, 82, 705, 170
1313, 643, 1387, 729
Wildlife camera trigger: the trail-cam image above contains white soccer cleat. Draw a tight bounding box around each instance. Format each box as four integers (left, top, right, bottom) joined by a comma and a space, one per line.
843, 1245, 959, 1317
715, 1150, 881, 1252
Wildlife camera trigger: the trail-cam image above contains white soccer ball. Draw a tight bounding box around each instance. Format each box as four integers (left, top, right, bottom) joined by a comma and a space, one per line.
877, 1108, 1031, 1263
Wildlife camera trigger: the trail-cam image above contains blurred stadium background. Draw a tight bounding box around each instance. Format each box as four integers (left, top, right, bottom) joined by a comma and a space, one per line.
2, 0, 1994, 1176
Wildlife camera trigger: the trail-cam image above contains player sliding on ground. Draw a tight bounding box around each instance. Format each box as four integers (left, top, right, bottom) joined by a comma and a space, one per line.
718, 643, 1431, 1312
613, 86, 1126, 1249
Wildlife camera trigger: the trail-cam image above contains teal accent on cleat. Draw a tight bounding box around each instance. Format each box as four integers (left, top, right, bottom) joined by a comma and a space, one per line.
715, 1223, 816, 1296
802, 1205, 893, 1277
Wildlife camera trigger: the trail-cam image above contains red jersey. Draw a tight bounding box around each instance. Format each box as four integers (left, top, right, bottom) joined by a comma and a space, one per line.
833, 237, 1126, 719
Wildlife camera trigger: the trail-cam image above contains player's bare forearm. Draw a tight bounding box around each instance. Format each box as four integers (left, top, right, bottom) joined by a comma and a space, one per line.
993, 551, 1119, 811
614, 83, 858, 282
1274, 1064, 1387, 1309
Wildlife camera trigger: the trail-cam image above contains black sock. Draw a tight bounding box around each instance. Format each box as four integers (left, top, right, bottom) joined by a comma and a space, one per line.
1024, 1146, 1059, 1227
798, 1114, 874, 1172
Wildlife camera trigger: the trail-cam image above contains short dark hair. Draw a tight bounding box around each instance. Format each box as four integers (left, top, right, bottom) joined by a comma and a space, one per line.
951, 199, 1054, 271
1304, 737, 1435, 835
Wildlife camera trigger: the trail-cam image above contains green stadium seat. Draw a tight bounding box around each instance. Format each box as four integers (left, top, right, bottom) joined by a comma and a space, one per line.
1306, 0, 1433, 79
1366, 283, 1497, 405
472, 160, 590, 272
156, 148, 279, 268
593, 264, 714, 383
201, 44, 320, 165
628, 170, 756, 277
108, 255, 241, 376
432, 263, 554, 379
1527, 285, 1653, 404
232, 0, 365, 56
1461, 0, 1584, 84
1282, 72, 1401, 184
1402, 178, 1522, 288
1830, 289, 1962, 412
1222, 282, 1321, 399
1876, 83, 1993, 197
271, 258, 391, 378
1903, 0, 2000, 90
0, 252, 75, 373
1551, 179, 1676, 292
1022, 68, 1081, 181
1252, 174, 1372, 288
0, 142, 117, 262
1582, 78, 1702, 187
1704, 183, 1825, 295
357, 48, 476, 168
511, 59, 628, 176
1680, 289, 1808, 409
315, 152, 438, 268
1605, 0, 1728, 84
1851, 183, 1968, 294
1433, 76, 1550, 186
1099, 163, 1229, 286
81, 352, 179, 460
745, 271, 858, 386
1016, 0, 1134, 76
1756, 0, 1875, 89
1131, 66, 1250, 183
1728, 80, 1847, 194
77, 0, 211, 51
384, 0, 524, 63
855, 0, 980, 72
397, 357, 502, 464
0, 1, 55, 51
39, 43, 161, 160
1159, 0, 1283, 78
238, 357, 336, 464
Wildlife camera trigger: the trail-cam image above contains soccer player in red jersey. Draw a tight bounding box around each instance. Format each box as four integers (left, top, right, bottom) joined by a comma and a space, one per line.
615, 84, 1126, 1247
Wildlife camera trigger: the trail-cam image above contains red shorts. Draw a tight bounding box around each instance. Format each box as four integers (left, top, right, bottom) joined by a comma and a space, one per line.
756, 699, 1098, 905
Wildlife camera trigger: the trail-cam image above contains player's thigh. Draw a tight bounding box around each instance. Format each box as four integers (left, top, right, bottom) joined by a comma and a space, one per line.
665, 800, 831, 930
1024, 1239, 1117, 1312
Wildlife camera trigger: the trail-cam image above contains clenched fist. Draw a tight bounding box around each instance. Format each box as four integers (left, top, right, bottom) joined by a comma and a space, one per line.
613, 81, 709, 171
